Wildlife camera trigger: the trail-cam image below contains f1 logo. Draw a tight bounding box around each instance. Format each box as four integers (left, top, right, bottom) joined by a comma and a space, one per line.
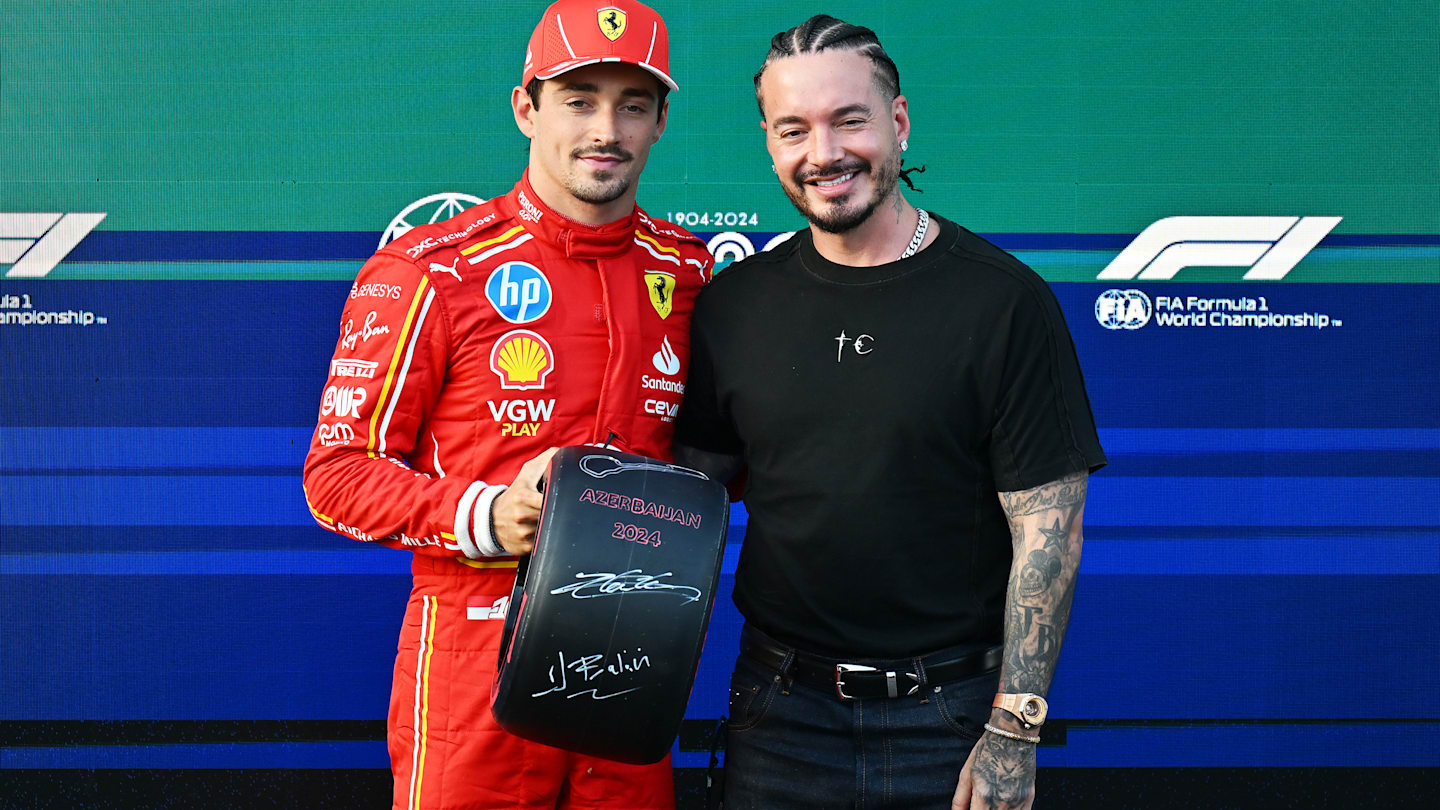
1, 213, 107, 278
1098, 216, 1341, 281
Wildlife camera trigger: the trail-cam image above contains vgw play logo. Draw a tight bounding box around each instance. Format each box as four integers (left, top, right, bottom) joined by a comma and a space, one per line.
0, 213, 106, 278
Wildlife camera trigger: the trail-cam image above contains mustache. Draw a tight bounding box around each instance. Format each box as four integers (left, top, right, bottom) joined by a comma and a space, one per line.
572, 145, 634, 161
796, 160, 869, 184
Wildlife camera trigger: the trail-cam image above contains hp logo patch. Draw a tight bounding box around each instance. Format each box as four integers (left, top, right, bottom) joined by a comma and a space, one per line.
1095, 289, 1152, 330
486, 262, 552, 323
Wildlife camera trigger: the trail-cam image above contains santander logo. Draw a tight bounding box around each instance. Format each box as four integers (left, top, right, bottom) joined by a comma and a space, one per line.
652, 336, 680, 376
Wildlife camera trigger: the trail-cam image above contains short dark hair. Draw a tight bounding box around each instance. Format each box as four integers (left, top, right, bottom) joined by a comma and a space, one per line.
753, 15, 901, 118
525, 77, 669, 122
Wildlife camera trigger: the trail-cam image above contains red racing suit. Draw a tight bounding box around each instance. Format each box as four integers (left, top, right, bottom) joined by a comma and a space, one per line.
303, 172, 712, 810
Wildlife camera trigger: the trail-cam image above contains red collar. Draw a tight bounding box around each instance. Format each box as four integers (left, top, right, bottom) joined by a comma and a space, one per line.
499, 171, 640, 259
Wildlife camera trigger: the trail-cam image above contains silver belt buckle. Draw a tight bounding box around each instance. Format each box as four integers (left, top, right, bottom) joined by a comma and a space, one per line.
835, 663, 922, 700
834, 663, 876, 700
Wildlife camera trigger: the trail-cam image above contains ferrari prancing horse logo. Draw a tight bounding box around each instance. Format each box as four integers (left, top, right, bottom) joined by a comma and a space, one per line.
645, 271, 675, 319
598, 8, 627, 41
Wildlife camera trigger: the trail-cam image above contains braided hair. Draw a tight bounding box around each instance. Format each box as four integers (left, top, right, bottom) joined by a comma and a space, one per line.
754, 15, 900, 117
754, 15, 924, 191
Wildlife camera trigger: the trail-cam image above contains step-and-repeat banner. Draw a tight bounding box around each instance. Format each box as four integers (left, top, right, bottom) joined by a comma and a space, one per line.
3, 1, 1437, 805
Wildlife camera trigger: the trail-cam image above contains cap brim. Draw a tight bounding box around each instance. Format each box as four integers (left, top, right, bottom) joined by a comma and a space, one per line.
534, 57, 679, 92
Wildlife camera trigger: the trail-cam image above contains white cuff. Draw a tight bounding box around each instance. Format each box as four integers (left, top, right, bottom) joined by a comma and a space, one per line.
472, 484, 509, 556
454, 482, 509, 559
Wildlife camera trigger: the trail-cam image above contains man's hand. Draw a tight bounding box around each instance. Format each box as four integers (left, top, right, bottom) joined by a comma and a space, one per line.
490, 447, 559, 555
952, 731, 1036, 810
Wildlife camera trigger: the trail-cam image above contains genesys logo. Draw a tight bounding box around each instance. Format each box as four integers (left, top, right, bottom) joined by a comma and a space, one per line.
490, 329, 555, 390
1098, 216, 1341, 281
1, 213, 106, 278
350, 282, 403, 300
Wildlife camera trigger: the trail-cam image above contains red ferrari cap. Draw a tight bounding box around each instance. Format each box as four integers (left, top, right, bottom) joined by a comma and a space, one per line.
522, 0, 678, 92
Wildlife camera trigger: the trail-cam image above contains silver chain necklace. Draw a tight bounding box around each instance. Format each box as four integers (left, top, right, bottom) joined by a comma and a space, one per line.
899, 208, 929, 260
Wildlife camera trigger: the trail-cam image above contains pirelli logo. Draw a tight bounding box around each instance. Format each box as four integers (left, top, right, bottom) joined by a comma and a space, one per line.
331, 358, 379, 379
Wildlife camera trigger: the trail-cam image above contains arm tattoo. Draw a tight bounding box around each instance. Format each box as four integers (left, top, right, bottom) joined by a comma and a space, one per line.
998, 470, 1087, 517
997, 471, 1088, 696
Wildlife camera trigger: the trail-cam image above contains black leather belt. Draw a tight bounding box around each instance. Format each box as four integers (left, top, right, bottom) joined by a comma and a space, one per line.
740, 627, 1002, 701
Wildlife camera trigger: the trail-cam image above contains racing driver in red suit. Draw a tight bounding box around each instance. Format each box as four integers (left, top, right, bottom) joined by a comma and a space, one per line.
303, 2, 712, 807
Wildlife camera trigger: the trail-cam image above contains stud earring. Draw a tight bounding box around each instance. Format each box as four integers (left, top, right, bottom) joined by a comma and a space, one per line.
900, 139, 908, 152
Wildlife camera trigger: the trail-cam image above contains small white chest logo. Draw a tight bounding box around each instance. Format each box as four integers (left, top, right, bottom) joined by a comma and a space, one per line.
653, 335, 681, 375
834, 330, 875, 362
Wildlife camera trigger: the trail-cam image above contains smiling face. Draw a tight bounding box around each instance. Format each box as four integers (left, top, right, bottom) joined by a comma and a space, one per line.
758, 50, 908, 234
513, 62, 668, 224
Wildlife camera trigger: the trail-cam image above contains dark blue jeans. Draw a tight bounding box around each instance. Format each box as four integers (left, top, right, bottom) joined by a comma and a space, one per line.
721, 631, 1000, 810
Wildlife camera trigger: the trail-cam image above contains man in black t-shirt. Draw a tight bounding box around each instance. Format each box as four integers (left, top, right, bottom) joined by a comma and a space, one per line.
674, 15, 1106, 810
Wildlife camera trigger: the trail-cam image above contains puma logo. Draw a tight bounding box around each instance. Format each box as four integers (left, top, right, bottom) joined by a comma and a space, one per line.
428, 257, 462, 282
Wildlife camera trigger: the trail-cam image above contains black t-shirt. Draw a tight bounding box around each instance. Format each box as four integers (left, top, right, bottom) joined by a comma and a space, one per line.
676, 214, 1106, 658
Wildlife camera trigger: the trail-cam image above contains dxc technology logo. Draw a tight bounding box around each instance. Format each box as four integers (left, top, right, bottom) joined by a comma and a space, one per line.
1098, 216, 1341, 281
1, 213, 107, 278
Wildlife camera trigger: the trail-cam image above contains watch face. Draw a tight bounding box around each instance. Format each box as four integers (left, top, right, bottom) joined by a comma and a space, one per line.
1021, 697, 1047, 723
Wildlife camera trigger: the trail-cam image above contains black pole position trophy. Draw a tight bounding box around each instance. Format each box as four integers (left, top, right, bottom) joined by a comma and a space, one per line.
491, 446, 730, 764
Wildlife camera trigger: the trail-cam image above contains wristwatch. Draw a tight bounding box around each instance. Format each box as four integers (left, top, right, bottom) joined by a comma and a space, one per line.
992, 693, 1049, 729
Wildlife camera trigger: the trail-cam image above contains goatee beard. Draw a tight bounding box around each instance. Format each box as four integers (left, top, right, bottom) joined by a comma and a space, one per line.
568, 174, 632, 205
783, 150, 902, 235
568, 146, 635, 205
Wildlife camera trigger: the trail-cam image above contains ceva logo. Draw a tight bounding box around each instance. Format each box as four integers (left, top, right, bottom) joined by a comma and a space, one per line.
1, 213, 106, 278
1098, 216, 1341, 281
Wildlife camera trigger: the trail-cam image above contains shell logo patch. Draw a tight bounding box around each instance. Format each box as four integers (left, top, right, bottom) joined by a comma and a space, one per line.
645, 271, 675, 319
490, 329, 555, 390
598, 7, 627, 41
